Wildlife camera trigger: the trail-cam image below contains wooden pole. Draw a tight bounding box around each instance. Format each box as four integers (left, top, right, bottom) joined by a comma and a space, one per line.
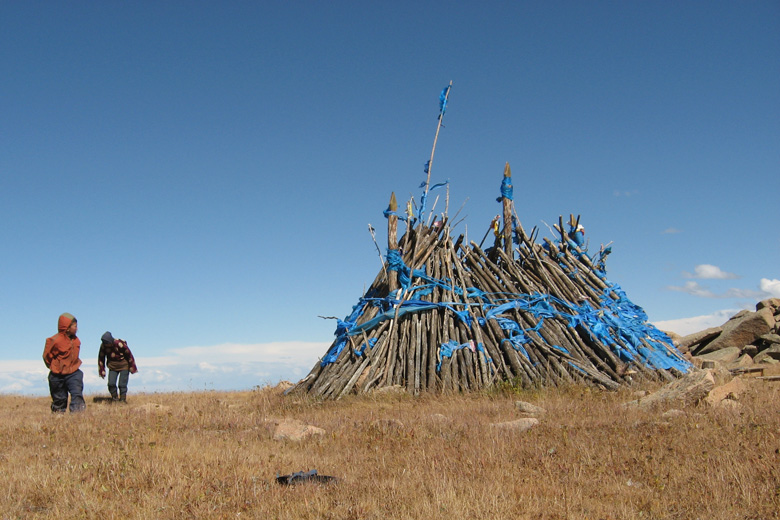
502, 163, 513, 257
421, 81, 453, 222
387, 192, 399, 294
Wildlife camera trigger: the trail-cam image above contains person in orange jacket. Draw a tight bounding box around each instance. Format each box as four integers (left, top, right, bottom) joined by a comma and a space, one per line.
42, 312, 85, 413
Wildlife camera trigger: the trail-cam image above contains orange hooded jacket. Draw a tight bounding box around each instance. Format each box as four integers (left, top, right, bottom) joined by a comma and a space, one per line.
43, 313, 82, 375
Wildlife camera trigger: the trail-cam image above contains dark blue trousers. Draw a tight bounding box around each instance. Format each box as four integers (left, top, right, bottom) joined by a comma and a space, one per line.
107, 369, 130, 400
48, 369, 85, 413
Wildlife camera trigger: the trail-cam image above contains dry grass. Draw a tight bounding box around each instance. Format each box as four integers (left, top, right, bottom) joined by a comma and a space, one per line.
1, 380, 778, 520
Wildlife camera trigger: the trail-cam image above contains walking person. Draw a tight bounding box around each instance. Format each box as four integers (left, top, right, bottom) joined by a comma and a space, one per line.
42, 312, 85, 413
98, 332, 138, 402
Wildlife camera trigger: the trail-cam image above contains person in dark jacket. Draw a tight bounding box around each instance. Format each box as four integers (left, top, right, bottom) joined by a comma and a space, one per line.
98, 332, 138, 402
43, 313, 85, 413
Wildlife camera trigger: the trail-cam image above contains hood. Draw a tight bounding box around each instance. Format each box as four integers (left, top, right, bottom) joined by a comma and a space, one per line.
58, 313, 76, 333
101, 331, 115, 345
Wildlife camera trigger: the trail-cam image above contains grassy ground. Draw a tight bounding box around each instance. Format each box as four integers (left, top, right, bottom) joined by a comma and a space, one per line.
1, 379, 778, 520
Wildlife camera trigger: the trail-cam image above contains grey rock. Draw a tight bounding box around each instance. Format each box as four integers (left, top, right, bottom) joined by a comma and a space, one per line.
373, 385, 406, 395
754, 344, 780, 363
624, 369, 715, 409
756, 298, 780, 313
695, 347, 741, 364
695, 308, 774, 355
490, 417, 539, 433
515, 400, 547, 416
275, 381, 294, 392
678, 327, 722, 354
273, 419, 326, 441
705, 376, 748, 407
730, 354, 754, 368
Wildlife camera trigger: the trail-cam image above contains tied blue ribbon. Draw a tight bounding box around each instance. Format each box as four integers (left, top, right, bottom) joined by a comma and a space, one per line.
439, 85, 450, 117
497, 175, 513, 202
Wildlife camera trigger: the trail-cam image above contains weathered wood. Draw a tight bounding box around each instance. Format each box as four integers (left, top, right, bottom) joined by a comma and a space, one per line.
337, 356, 371, 398
387, 192, 399, 293
294, 164, 688, 398
406, 316, 416, 392
502, 162, 513, 257
427, 306, 439, 391
414, 314, 422, 394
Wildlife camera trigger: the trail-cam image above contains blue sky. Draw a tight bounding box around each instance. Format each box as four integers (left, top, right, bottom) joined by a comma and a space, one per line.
2, 1, 778, 395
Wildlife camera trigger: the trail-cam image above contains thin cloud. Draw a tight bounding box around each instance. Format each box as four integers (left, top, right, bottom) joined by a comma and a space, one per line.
0, 341, 329, 396
667, 278, 776, 300
612, 189, 639, 197
662, 228, 682, 234
170, 341, 328, 363
723, 287, 767, 299
653, 308, 738, 336
667, 281, 716, 298
682, 264, 738, 280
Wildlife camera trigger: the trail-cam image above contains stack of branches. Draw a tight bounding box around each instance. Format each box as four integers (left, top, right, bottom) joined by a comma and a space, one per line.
292, 164, 690, 399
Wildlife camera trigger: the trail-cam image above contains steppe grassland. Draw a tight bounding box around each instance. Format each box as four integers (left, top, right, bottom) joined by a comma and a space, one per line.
1, 381, 778, 519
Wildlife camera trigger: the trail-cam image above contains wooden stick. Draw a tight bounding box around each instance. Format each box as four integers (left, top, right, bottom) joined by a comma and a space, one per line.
422, 81, 453, 205
387, 192, 399, 293
502, 162, 513, 257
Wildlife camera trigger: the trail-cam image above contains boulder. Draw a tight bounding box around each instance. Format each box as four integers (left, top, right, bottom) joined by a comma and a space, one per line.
695, 308, 775, 355
705, 376, 749, 407
275, 381, 294, 392
754, 345, 780, 363
756, 298, 780, 313
678, 327, 722, 354
490, 417, 539, 433
695, 347, 741, 364
514, 401, 547, 416
273, 419, 326, 441
731, 354, 754, 368
373, 385, 406, 396
624, 369, 715, 409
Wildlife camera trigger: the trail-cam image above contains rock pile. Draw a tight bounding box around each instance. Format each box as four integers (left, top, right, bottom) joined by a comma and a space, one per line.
672, 298, 780, 374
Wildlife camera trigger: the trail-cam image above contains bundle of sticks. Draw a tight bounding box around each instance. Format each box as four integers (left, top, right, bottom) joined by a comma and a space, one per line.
292, 165, 689, 399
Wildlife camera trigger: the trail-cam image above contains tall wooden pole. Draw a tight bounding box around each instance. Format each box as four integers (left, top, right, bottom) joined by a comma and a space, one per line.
387, 192, 399, 294
422, 81, 453, 219
502, 162, 513, 256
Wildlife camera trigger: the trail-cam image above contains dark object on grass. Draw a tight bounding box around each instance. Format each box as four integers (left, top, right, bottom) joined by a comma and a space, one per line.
276, 469, 337, 486
92, 396, 116, 404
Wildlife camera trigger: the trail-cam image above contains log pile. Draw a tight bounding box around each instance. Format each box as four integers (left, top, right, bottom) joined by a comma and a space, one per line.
292, 164, 691, 399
